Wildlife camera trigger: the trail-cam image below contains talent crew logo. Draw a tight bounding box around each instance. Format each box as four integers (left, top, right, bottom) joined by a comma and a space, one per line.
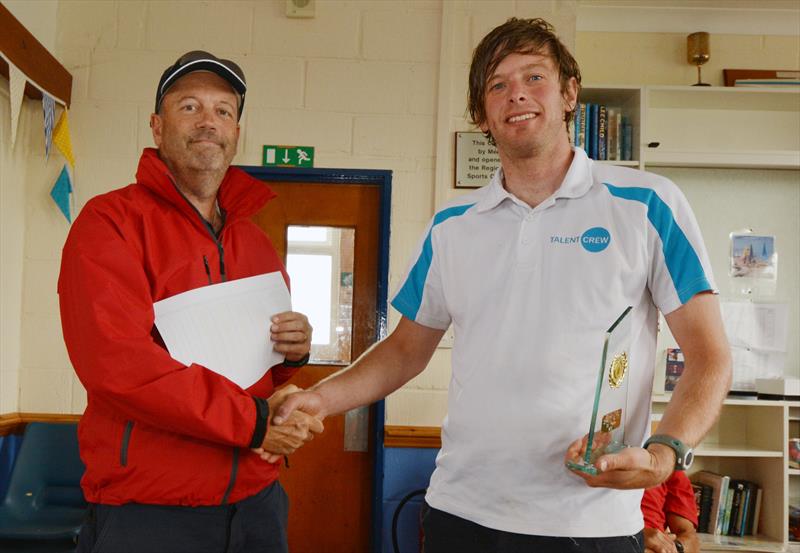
550, 227, 611, 252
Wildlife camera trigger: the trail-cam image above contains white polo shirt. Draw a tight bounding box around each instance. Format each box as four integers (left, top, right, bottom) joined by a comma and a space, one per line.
391, 147, 715, 537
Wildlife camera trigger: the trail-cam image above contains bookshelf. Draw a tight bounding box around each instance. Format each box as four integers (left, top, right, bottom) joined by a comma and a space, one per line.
580, 85, 800, 171
652, 396, 798, 552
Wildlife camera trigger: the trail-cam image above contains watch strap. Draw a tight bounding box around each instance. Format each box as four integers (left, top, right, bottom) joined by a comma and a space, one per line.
643, 433, 692, 471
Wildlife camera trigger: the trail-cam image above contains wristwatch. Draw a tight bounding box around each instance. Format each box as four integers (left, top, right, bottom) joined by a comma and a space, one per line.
643, 434, 694, 471
674, 538, 685, 553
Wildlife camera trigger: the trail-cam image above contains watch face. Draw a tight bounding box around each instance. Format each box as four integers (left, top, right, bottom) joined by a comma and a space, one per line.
675, 539, 685, 553
683, 450, 694, 469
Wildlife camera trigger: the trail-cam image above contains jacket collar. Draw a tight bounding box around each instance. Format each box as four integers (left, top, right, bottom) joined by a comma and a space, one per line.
135, 148, 276, 223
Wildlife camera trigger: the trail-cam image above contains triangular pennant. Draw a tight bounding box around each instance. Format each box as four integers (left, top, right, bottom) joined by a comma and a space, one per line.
42, 94, 56, 160
8, 62, 26, 149
50, 165, 73, 223
53, 109, 75, 168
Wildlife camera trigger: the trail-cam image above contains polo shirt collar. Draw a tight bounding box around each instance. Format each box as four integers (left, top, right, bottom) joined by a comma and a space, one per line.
474, 147, 594, 213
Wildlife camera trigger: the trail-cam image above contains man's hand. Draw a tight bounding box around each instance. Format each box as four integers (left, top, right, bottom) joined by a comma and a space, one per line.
564, 437, 673, 489
272, 390, 326, 425
254, 408, 323, 460
271, 311, 312, 362
250, 385, 323, 463
644, 527, 678, 553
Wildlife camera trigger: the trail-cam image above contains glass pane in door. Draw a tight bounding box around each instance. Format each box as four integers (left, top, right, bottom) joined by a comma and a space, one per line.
286, 226, 354, 364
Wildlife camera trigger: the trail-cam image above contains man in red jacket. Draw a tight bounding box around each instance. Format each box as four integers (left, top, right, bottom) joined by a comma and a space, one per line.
641, 471, 700, 553
58, 51, 322, 553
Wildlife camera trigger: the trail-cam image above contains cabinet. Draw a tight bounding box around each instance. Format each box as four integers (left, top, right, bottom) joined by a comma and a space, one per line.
580, 85, 800, 170
652, 396, 799, 552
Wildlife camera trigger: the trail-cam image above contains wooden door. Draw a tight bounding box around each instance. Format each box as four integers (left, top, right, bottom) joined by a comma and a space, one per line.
250, 178, 386, 553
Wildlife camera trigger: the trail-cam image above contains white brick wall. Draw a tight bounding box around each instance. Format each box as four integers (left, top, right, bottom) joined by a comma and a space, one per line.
6, 1, 798, 427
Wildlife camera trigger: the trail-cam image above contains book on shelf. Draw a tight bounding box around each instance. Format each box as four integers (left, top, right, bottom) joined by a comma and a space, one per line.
621, 117, 632, 161
690, 470, 729, 535
695, 483, 713, 533
717, 479, 762, 537
588, 104, 598, 160
728, 481, 745, 536
722, 486, 734, 535
598, 105, 607, 161
607, 108, 620, 161
734, 78, 800, 88
578, 103, 586, 151
790, 503, 799, 542
664, 348, 685, 392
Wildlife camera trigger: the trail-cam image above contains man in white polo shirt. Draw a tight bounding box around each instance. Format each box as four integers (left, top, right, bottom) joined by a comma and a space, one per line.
271, 17, 731, 552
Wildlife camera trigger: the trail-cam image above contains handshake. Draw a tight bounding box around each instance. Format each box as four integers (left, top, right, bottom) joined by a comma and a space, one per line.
251, 385, 324, 463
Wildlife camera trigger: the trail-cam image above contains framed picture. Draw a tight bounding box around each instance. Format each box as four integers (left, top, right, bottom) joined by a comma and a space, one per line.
730, 234, 776, 280
454, 132, 499, 188
723, 68, 800, 87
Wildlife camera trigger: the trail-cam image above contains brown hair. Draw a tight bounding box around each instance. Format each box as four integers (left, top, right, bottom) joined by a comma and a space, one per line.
468, 17, 582, 144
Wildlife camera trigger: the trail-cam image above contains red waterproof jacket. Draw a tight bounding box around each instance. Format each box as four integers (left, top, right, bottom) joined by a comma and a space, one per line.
58, 148, 298, 506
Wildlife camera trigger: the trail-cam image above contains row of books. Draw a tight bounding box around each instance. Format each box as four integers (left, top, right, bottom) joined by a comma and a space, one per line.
569, 103, 634, 162
691, 471, 762, 537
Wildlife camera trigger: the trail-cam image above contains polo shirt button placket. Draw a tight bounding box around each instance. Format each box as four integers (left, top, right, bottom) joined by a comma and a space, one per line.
518, 212, 537, 268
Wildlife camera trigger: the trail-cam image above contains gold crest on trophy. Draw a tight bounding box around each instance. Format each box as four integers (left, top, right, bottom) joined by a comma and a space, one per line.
608, 351, 628, 389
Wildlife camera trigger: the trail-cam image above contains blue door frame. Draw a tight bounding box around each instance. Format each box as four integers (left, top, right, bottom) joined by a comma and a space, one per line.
239, 165, 392, 552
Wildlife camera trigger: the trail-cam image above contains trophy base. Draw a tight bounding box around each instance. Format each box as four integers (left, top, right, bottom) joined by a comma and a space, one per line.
566, 442, 628, 476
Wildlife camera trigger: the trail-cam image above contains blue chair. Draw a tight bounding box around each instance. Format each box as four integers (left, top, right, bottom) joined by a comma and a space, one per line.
0, 422, 86, 544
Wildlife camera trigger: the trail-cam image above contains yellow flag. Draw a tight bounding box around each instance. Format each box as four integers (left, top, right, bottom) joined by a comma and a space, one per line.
53, 109, 75, 168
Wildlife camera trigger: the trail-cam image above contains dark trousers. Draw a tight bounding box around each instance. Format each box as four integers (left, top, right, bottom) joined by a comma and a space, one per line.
76, 481, 288, 553
421, 503, 644, 553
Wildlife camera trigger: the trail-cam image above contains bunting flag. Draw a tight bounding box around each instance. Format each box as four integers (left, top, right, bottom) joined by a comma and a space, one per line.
8, 62, 26, 149
42, 93, 56, 160
50, 165, 73, 223
52, 108, 75, 168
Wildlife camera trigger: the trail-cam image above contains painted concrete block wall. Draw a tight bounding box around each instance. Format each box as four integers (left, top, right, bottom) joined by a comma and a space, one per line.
6, 1, 800, 429
16, 0, 449, 414
0, 83, 27, 414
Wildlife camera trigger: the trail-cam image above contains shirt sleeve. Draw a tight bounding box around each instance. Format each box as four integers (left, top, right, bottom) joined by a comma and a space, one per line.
390, 217, 452, 330
641, 483, 669, 530
664, 471, 700, 528
645, 177, 717, 315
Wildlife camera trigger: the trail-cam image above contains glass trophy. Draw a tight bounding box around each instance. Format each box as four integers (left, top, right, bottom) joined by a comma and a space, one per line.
567, 306, 634, 476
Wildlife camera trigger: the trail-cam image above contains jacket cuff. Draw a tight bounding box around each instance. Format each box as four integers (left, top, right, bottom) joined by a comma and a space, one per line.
283, 352, 310, 368
249, 396, 269, 449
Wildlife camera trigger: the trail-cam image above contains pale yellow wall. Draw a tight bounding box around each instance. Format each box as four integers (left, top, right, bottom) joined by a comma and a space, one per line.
4, 1, 799, 426
577, 31, 800, 86
0, 82, 27, 413
1, 0, 61, 414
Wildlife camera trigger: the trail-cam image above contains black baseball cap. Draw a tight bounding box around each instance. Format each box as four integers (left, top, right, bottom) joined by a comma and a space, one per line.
155, 50, 247, 120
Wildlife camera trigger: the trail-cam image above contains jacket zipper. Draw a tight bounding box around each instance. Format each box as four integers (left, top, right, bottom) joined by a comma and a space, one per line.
220, 448, 240, 505
203, 255, 213, 285
201, 218, 227, 284
197, 206, 235, 503
120, 420, 134, 467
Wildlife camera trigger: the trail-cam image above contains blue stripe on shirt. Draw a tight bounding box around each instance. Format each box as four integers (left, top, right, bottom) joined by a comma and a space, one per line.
392, 203, 475, 321
604, 183, 710, 304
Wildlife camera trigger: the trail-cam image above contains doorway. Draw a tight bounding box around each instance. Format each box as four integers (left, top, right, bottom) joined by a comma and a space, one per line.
242, 166, 391, 553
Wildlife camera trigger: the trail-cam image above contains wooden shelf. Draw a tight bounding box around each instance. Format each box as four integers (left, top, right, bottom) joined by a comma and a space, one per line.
644, 149, 800, 169
652, 395, 787, 407
698, 532, 787, 552
695, 445, 783, 458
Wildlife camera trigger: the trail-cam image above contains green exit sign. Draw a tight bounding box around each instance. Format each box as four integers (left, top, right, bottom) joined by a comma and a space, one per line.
262, 145, 315, 168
